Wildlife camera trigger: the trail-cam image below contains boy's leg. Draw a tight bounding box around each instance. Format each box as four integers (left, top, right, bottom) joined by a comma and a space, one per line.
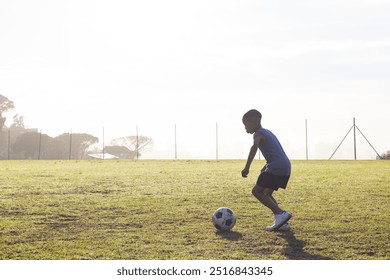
252, 185, 292, 231
264, 188, 278, 206
251, 185, 283, 215
264, 188, 291, 231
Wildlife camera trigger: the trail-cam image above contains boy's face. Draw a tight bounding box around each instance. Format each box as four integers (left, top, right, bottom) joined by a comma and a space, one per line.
243, 118, 258, 134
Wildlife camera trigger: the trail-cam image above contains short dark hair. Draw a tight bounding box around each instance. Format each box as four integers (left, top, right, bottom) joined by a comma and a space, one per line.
243, 109, 262, 121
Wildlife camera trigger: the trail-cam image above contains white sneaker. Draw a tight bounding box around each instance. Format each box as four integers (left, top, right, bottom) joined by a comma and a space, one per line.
266, 222, 291, 231
266, 211, 292, 231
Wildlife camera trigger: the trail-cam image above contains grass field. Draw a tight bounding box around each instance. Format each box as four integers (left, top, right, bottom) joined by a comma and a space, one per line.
0, 160, 389, 260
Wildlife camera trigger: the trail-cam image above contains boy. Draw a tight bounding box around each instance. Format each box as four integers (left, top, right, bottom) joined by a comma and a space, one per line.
241, 109, 292, 231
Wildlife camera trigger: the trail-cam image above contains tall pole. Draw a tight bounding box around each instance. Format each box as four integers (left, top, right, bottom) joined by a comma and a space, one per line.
136, 125, 139, 161
7, 128, 10, 160
353, 118, 357, 160
216, 122, 218, 161
69, 129, 72, 160
174, 124, 177, 160
330, 117, 380, 160
102, 127, 105, 160
305, 119, 308, 160
38, 130, 42, 160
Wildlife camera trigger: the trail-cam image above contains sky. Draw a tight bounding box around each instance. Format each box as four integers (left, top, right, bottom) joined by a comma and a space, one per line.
1, 0, 389, 159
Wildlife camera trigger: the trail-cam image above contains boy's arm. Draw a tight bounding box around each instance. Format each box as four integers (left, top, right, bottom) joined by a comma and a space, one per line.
241, 134, 261, 177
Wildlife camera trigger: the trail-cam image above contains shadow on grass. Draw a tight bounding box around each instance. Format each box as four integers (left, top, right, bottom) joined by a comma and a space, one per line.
215, 230, 243, 241
277, 231, 333, 260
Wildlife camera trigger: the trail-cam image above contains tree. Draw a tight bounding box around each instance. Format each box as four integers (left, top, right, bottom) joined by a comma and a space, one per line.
10, 132, 66, 160
377, 151, 390, 160
110, 135, 153, 158
10, 132, 99, 160
0, 95, 15, 131
0, 130, 8, 159
40, 133, 68, 159
11, 132, 40, 159
10, 114, 26, 129
10, 132, 38, 159
56, 133, 99, 159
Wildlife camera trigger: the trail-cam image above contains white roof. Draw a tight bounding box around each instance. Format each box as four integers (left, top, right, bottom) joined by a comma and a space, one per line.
87, 153, 118, 159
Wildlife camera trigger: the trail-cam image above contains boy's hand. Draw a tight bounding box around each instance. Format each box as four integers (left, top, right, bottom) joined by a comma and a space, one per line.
241, 168, 249, 178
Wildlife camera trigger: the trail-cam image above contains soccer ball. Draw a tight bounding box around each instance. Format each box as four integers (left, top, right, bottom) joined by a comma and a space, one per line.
212, 207, 236, 231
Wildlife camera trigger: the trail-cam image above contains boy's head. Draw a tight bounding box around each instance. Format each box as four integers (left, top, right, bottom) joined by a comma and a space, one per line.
242, 109, 262, 134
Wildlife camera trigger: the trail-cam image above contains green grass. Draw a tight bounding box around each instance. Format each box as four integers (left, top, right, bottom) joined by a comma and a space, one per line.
0, 160, 389, 260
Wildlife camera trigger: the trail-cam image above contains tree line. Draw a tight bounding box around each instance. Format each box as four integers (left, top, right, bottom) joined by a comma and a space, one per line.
0, 95, 152, 160
0, 131, 152, 160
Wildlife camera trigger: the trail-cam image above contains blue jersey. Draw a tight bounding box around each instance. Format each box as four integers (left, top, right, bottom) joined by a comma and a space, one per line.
255, 128, 291, 176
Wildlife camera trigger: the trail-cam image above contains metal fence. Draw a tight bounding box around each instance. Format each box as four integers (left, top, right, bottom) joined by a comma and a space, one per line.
1, 117, 389, 160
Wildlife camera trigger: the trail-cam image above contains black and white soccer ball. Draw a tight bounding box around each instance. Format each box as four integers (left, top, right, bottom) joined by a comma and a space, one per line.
212, 207, 236, 231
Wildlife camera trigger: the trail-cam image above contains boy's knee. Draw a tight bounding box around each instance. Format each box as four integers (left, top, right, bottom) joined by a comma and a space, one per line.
252, 185, 264, 196
263, 188, 274, 196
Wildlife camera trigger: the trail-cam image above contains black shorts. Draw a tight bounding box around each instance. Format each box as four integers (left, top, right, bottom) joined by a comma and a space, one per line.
256, 172, 290, 191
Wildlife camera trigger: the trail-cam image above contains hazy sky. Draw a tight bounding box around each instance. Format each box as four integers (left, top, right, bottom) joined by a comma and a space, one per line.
1, 0, 389, 159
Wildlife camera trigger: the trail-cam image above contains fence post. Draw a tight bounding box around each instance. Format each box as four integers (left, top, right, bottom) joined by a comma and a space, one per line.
102, 127, 105, 160
38, 130, 42, 160
305, 119, 308, 160
136, 125, 139, 161
353, 117, 357, 160
174, 124, 177, 160
8, 128, 10, 160
216, 122, 218, 161
69, 129, 72, 160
